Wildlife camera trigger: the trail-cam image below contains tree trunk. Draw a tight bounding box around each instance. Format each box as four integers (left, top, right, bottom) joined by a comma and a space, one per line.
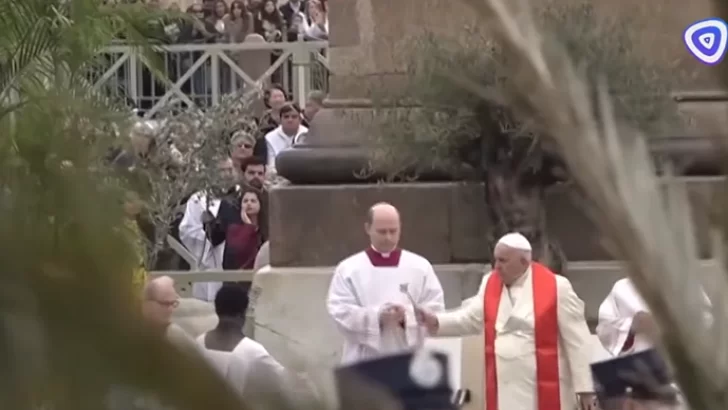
484, 169, 567, 274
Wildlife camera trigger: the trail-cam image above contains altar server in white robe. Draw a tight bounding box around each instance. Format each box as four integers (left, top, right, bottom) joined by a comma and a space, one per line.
416, 233, 596, 410
179, 158, 237, 301
326, 202, 445, 364
597, 277, 712, 357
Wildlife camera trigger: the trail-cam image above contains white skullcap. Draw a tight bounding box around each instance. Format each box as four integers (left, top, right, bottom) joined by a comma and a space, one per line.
496, 232, 532, 251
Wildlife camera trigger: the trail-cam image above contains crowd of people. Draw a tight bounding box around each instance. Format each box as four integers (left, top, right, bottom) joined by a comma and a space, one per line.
119, 83, 325, 301
136, 204, 688, 410
160, 0, 329, 44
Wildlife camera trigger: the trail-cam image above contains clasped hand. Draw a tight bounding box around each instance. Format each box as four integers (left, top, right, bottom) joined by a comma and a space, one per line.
379, 304, 406, 328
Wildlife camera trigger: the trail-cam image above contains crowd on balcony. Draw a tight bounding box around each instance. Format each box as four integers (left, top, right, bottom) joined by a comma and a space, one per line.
137, 0, 330, 44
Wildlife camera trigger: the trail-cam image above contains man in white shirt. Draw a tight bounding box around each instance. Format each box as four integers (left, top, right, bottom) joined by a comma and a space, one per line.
415, 233, 596, 410
326, 202, 445, 364
264, 103, 308, 176
596, 277, 711, 357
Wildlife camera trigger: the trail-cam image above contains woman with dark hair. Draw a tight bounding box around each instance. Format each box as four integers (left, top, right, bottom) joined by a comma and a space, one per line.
224, 0, 254, 43
205, 186, 266, 271
258, 84, 287, 134
254, 0, 285, 42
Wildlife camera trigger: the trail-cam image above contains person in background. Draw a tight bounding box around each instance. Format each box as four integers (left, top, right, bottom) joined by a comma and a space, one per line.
597, 278, 711, 358
142, 276, 198, 354
257, 84, 288, 136
240, 156, 267, 189
197, 284, 293, 401
178, 157, 240, 301
179, 4, 217, 44
304, 0, 328, 40
254, 0, 284, 42
264, 102, 308, 177
230, 130, 256, 172
279, 0, 307, 41
326, 202, 445, 364
223, 0, 254, 43
301, 89, 325, 127
201, 186, 267, 295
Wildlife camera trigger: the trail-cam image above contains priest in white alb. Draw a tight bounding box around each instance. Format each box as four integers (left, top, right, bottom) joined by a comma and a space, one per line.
416, 233, 596, 410
326, 202, 445, 364
597, 277, 712, 357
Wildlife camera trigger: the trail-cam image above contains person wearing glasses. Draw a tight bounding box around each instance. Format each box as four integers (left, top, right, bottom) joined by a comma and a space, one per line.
142, 276, 198, 354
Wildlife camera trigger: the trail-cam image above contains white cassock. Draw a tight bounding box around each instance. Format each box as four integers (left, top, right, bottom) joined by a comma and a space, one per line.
326, 248, 446, 364
179, 191, 224, 301
435, 265, 594, 410
596, 278, 712, 357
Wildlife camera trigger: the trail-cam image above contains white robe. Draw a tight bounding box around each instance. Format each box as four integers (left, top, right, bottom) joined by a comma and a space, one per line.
435, 267, 593, 410
178, 192, 224, 301
596, 278, 712, 357
195, 335, 286, 396
326, 249, 446, 364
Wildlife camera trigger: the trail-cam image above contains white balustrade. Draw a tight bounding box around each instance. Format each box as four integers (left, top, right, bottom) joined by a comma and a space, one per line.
92, 40, 330, 117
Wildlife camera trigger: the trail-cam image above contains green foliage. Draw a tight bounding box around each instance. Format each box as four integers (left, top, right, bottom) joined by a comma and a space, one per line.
0, 1, 250, 410
370, 2, 679, 177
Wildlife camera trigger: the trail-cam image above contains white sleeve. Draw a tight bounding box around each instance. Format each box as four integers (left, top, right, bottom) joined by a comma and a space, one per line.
178, 194, 218, 267
418, 262, 445, 312
556, 277, 594, 393
326, 263, 382, 350
596, 284, 634, 356
265, 135, 277, 174
435, 273, 488, 337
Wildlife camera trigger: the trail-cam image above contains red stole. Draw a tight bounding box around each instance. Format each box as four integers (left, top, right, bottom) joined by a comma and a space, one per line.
483, 262, 560, 410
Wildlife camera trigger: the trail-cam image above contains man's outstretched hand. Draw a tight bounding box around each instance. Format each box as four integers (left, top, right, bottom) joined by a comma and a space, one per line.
414, 307, 439, 335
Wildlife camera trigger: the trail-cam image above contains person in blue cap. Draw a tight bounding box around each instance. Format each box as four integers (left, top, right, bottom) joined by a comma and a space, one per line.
591, 348, 681, 410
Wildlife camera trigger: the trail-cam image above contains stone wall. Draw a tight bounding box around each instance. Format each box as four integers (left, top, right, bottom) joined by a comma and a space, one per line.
328, 0, 721, 100
268, 179, 723, 266
251, 261, 719, 409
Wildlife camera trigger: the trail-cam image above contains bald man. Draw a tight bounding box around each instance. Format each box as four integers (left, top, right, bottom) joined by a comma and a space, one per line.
326, 202, 445, 364
416, 233, 595, 410
142, 276, 198, 354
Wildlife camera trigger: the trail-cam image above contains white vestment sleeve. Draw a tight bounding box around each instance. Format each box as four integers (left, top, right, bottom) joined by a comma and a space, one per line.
326, 263, 382, 350
595, 284, 633, 357
555, 276, 594, 393
418, 263, 446, 312
178, 193, 221, 267
434, 273, 488, 337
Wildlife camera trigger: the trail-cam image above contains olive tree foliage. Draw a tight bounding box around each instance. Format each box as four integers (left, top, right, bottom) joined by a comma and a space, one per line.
0, 1, 264, 410
116, 93, 261, 269
367, 2, 680, 271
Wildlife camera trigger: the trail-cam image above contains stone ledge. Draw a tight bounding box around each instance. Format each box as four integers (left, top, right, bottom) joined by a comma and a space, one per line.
251, 261, 720, 371
268, 180, 723, 266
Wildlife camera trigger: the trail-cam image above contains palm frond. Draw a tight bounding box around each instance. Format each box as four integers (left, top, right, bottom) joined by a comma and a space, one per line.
455, 0, 728, 408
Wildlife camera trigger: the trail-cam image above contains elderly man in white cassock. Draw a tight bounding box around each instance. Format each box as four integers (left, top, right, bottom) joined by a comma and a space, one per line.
326, 202, 446, 364
597, 277, 711, 357
416, 232, 596, 410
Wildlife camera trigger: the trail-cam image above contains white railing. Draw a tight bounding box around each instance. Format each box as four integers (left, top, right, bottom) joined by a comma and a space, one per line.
92, 40, 330, 117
